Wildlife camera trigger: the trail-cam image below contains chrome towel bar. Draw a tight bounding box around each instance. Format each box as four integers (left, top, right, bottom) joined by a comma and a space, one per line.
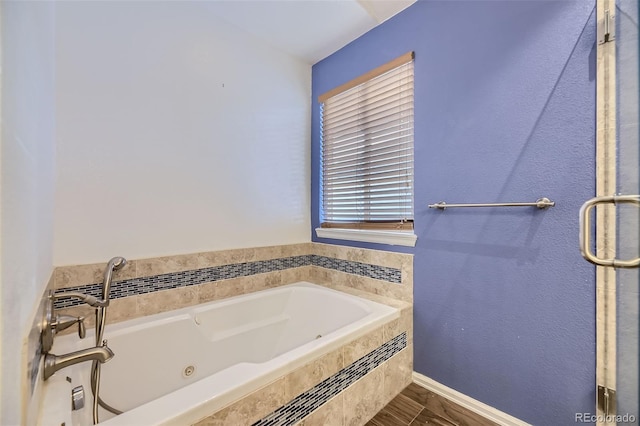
428, 197, 555, 210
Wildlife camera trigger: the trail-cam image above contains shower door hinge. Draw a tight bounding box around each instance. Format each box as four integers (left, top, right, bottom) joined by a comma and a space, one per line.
597, 385, 617, 416
598, 9, 616, 44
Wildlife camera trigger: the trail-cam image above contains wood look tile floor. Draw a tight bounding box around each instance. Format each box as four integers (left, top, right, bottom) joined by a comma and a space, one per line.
366, 383, 499, 426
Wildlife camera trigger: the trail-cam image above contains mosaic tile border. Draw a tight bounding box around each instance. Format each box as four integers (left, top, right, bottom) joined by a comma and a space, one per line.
253, 332, 407, 426
53, 255, 401, 309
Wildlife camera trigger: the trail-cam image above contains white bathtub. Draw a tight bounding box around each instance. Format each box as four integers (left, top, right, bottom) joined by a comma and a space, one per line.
39, 282, 398, 425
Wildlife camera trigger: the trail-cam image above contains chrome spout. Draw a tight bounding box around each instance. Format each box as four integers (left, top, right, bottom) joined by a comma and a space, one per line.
44, 344, 114, 380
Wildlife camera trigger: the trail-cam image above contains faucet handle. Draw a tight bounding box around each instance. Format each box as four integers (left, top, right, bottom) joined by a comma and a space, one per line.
78, 317, 86, 339
53, 315, 86, 339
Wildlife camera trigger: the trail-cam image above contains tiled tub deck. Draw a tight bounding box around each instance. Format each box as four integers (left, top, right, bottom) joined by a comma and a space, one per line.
40, 287, 412, 426
194, 293, 412, 426
35, 243, 413, 425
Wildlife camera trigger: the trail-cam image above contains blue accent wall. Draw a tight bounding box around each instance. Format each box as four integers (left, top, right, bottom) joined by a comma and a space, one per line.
311, 1, 596, 424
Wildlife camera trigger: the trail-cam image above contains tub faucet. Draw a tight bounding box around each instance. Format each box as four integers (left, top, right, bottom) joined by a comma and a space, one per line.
42, 291, 94, 354
44, 342, 114, 380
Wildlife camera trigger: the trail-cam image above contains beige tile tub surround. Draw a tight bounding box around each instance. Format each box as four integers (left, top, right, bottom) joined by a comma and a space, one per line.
296, 345, 413, 426
53, 243, 315, 289
55, 268, 310, 332
311, 243, 413, 303
193, 305, 413, 426
54, 243, 412, 331
298, 393, 344, 426
193, 347, 413, 426
53, 244, 314, 327
48, 242, 413, 425
285, 349, 345, 399
195, 378, 288, 426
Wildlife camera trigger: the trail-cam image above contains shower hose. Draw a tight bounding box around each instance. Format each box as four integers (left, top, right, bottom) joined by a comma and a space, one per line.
91, 303, 122, 423
91, 304, 122, 423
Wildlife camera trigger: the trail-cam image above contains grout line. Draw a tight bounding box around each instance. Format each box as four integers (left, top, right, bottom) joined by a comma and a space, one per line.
375, 393, 422, 426
377, 406, 411, 426
407, 406, 423, 424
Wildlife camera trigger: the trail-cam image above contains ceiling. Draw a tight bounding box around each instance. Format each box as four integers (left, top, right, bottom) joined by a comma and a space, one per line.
202, 0, 416, 64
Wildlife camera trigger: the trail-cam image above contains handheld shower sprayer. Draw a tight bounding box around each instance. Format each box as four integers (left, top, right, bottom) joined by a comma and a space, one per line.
102, 256, 127, 303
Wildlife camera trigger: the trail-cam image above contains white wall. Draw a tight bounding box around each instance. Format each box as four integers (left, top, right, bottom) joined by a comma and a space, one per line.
54, 1, 311, 266
0, 1, 56, 424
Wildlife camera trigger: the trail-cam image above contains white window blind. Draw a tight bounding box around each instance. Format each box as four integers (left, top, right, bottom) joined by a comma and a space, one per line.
320, 53, 414, 230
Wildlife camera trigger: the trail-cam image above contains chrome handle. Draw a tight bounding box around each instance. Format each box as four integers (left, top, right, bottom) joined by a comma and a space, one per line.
579, 195, 640, 268
52, 315, 86, 339
78, 317, 86, 339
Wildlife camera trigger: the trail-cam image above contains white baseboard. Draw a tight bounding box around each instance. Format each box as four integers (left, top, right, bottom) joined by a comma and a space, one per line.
412, 372, 531, 426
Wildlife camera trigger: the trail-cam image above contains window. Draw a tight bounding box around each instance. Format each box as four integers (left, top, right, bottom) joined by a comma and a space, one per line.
316, 52, 416, 246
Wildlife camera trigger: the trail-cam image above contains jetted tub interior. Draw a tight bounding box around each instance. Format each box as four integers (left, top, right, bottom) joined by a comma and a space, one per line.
39, 282, 399, 425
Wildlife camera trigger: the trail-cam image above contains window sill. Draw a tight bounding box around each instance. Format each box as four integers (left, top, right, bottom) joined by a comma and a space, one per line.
315, 228, 417, 247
